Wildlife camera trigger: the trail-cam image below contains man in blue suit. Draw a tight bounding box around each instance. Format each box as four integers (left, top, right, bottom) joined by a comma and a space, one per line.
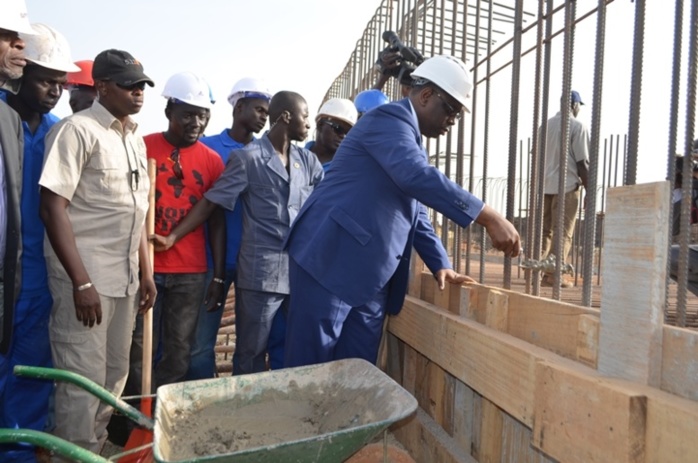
284, 55, 521, 367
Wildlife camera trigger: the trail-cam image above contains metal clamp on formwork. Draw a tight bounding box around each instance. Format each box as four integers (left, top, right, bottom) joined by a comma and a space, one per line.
519, 254, 575, 276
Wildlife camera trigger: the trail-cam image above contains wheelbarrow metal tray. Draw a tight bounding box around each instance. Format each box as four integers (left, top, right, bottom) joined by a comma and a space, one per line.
153, 358, 417, 463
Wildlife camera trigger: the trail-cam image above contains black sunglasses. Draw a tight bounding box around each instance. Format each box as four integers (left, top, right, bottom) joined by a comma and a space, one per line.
169, 148, 184, 180
434, 91, 463, 120
321, 119, 350, 136
116, 81, 147, 92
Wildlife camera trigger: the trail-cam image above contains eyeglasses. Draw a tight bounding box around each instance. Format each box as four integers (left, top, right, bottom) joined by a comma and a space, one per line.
116, 82, 147, 92
321, 119, 350, 136
169, 148, 184, 180
434, 91, 463, 120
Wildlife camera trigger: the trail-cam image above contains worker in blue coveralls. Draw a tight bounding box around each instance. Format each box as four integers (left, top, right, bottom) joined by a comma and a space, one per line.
0, 23, 79, 462
152, 91, 323, 375
283, 55, 521, 367
186, 78, 272, 379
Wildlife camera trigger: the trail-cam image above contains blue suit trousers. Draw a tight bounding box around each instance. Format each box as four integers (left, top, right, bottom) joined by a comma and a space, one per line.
284, 258, 387, 368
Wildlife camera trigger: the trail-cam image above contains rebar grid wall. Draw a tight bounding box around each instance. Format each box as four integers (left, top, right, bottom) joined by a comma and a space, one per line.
322, 0, 698, 326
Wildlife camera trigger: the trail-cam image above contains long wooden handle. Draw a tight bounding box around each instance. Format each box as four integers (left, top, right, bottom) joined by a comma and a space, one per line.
142, 159, 157, 397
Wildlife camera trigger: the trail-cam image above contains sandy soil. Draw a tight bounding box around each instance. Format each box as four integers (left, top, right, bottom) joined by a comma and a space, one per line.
166, 381, 375, 459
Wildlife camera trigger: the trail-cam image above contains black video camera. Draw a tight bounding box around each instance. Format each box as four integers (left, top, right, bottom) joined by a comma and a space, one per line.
376, 31, 425, 86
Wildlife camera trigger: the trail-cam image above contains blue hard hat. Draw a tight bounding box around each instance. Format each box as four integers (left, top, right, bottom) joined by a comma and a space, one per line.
354, 89, 390, 115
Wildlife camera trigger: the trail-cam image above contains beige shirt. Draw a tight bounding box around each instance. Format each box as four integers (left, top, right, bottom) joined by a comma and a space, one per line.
542, 111, 590, 195
40, 101, 149, 297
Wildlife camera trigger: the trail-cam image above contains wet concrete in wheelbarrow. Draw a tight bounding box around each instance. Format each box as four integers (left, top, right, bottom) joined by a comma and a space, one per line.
166, 380, 378, 459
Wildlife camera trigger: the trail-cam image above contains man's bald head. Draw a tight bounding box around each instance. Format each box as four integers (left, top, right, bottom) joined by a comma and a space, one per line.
268, 91, 310, 142
269, 91, 306, 122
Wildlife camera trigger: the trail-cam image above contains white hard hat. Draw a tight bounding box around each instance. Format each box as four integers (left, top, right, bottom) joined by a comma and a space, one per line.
411, 55, 473, 112
227, 77, 272, 108
162, 71, 214, 110
0, 0, 36, 35
20, 24, 80, 73
316, 98, 358, 126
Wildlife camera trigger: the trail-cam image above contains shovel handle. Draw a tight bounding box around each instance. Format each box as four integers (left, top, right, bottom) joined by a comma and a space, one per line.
13, 365, 154, 430
142, 158, 157, 400
0, 429, 109, 463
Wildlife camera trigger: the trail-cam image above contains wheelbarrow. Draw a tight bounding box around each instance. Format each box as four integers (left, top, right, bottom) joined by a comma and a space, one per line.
2, 358, 417, 462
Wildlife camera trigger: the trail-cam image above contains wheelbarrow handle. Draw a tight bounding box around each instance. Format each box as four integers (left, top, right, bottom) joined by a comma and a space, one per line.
13, 365, 154, 430
0, 428, 109, 463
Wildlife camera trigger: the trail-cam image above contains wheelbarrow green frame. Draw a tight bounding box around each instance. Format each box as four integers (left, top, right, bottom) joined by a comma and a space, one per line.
0, 429, 110, 463
13, 365, 153, 429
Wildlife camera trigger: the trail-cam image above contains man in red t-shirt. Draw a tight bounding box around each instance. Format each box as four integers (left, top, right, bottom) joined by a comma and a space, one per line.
129, 72, 225, 390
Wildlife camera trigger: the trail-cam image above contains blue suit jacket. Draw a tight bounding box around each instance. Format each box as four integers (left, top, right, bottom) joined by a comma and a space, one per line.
286, 98, 484, 315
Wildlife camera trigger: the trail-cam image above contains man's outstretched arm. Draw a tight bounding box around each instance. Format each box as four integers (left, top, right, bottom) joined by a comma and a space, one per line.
150, 198, 218, 252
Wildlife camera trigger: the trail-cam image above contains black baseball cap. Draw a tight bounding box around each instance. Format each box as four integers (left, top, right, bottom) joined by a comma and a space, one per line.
92, 49, 154, 87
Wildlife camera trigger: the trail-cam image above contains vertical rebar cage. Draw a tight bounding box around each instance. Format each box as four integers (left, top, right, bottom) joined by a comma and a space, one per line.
321, 0, 698, 325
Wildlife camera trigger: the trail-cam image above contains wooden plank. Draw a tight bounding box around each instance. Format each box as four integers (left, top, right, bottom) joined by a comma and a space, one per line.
402, 342, 418, 395
442, 371, 456, 435
471, 392, 482, 461
432, 279, 451, 311
419, 363, 453, 432
452, 380, 475, 454
391, 296, 556, 426
425, 360, 447, 426
532, 360, 646, 463
414, 349, 430, 415
391, 408, 477, 463
485, 289, 509, 331
660, 325, 698, 401
419, 274, 472, 316
505, 289, 599, 360
464, 285, 489, 324
386, 332, 403, 384
645, 390, 698, 462
420, 272, 436, 304
408, 251, 424, 298
598, 182, 669, 387
478, 398, 504, 463
452, 285, 473, 318
464, 284, 483, 321
501, 413, 554, 463
576, 314, 600, 368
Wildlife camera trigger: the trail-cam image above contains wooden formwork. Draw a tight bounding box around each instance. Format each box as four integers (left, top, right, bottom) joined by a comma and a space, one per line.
385, 182, 698, 462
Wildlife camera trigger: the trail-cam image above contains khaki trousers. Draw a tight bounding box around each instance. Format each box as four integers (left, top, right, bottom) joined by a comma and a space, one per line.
541, 188, 580, 264
48, 277, 137, 459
